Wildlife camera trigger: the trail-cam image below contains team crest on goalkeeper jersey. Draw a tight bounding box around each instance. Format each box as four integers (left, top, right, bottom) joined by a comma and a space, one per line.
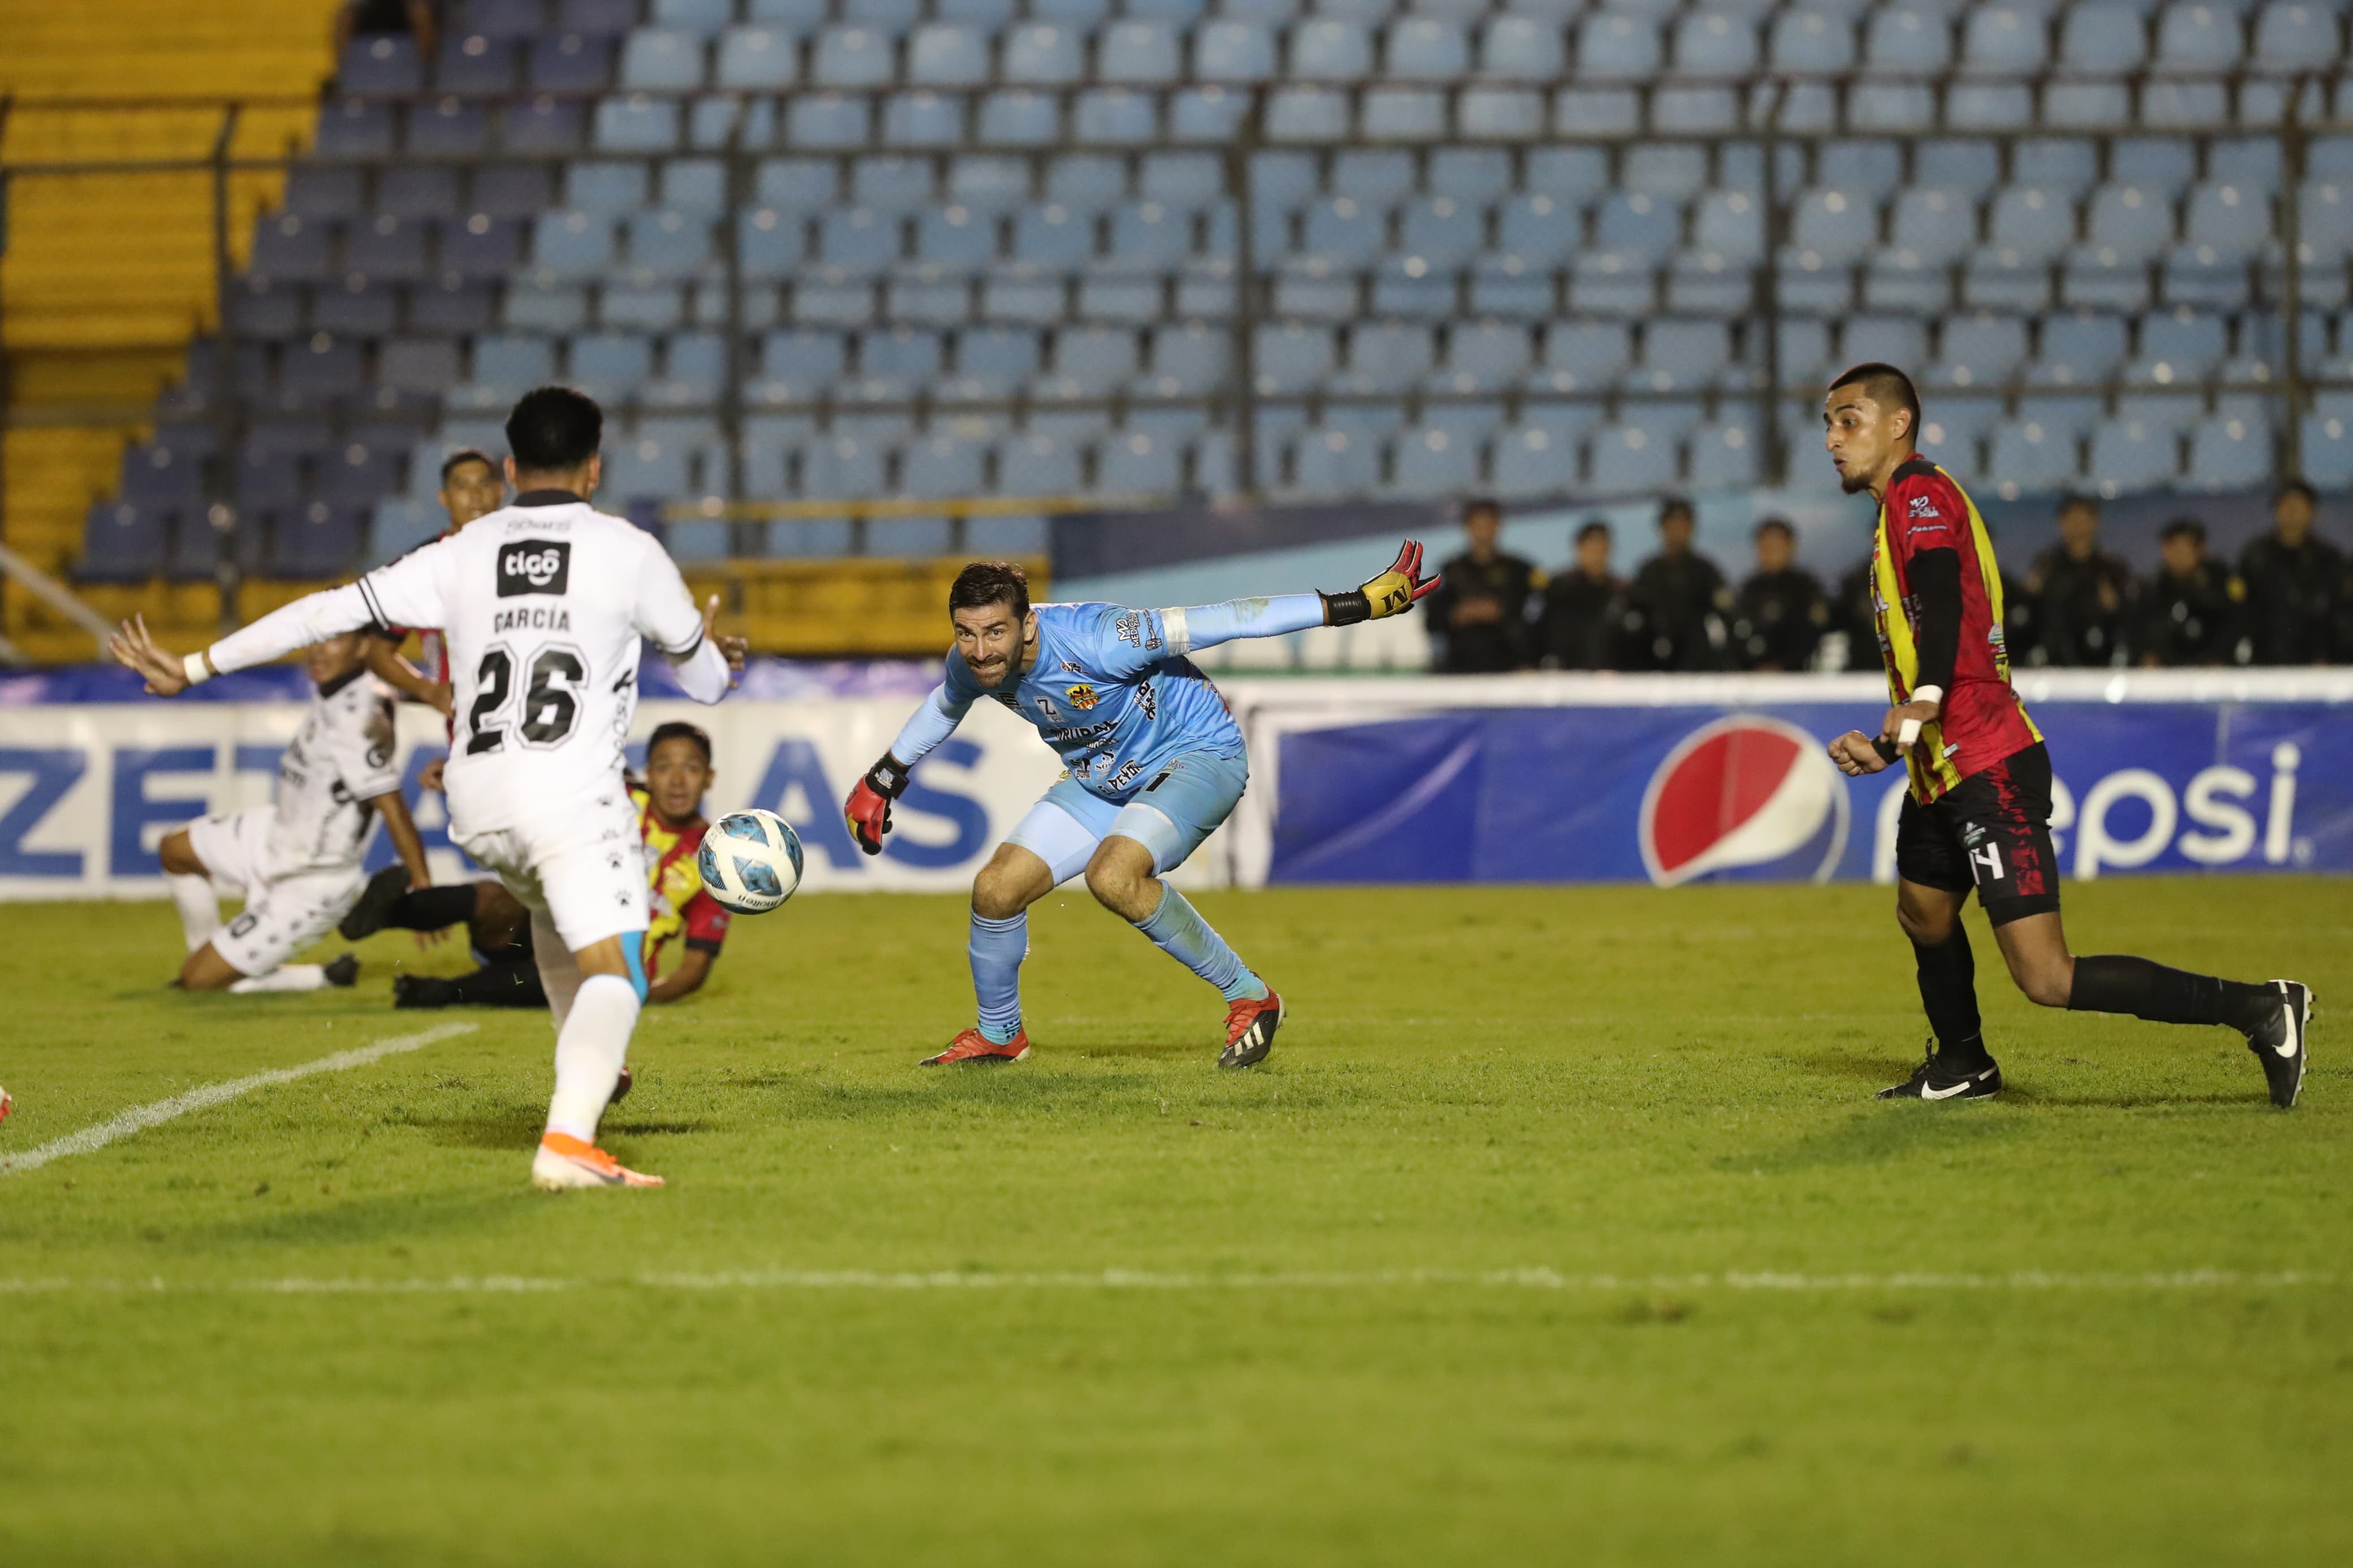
1066, 684, 1098, 710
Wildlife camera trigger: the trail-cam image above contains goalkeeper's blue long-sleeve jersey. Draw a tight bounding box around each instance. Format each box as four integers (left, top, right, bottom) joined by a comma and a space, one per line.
890, 596, 1325, 803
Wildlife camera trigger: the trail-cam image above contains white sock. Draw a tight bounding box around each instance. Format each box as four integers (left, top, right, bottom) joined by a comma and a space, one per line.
227, 964, 327, 994
169, 874, 221, 954
544, 973, 641, 1143
531, 909, 583, 1034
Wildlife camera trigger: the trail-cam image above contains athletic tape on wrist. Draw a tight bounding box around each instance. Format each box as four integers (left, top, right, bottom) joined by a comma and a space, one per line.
183, 651, 214, 687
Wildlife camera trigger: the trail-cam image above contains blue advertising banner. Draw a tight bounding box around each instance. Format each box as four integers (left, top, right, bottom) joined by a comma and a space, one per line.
1232, 673, 2353, 887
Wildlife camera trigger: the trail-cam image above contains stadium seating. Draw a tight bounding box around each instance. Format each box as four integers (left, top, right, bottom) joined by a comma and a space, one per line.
58, 0, 2353, 601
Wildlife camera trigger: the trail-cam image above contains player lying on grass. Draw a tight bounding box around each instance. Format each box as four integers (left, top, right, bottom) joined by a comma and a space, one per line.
846, 548, 1437, 1070
155, 631, 430, 994
342, 720, 731, 1010
111, 386, 745, 1190
1820, 361, 2312, 1107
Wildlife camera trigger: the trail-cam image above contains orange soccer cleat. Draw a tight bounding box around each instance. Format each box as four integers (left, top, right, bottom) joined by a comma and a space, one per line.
920, 1027, 1032, 1066
1219, 990, 1283, 1070
530, 1132, 664, 1190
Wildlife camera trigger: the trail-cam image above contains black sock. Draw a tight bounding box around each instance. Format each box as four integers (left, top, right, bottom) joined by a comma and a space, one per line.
2067, 955, 2273, 1030
1914, 928, 1991, 1066
445, 958, 548, 1009
389, 884, 479, 932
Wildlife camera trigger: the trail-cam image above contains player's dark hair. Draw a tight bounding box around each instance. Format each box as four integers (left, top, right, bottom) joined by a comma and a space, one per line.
2275, 477, 2318, 508
1829, 362, 1921, 440
949, 560, 1031, 620
1658, 495, 1694, 525
2058, 491, 2100, 516
438, 447, 496, 485
1463, 496, 1502, 521
505, 386, 603, 472
2159, 517, 2207, 544
1576, 518, 1611, 544
647, 720, 713, 765
1755, 516, 1795, 541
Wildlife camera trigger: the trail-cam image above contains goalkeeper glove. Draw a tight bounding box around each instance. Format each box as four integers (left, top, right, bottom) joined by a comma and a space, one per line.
1322, 539, 1441, 626
843, 753, 910, 857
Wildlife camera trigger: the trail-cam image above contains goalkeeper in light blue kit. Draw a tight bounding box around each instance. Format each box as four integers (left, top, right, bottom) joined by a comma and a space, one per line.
844, 542, 1438, 1069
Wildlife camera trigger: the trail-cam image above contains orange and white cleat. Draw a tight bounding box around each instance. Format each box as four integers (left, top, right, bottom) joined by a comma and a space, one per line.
0, 1085, 12, 1124
1219, 990, 1283, 1070
531, 1132, 664, 1190
920, 1027, 1031, 1066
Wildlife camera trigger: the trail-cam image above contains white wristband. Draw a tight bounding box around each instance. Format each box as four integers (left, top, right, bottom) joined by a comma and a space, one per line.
183, 651, 215, 687
1911, 684, 1945, 712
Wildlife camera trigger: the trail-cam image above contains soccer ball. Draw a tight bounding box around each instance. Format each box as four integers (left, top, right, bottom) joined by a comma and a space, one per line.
697, 809, 805, 915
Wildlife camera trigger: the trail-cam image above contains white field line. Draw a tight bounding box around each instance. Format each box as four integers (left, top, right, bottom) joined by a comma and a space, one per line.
0, 1267, 2334, 1297
0, 1022, 478, 1177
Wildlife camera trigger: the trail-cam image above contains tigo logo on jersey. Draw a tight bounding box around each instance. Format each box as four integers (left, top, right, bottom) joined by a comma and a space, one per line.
498, 542, 571, 597
1065, 684, 1098, 711
1638, 716, 1850, 886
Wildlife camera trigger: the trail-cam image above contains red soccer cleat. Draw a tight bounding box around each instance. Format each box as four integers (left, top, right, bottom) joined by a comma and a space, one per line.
1219, 990, 1283, 1070
921, 1027, 1031, 1066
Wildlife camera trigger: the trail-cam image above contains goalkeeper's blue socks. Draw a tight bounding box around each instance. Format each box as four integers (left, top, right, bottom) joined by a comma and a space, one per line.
1134, 884, 1268, 1003
968, 911, 1028, 1045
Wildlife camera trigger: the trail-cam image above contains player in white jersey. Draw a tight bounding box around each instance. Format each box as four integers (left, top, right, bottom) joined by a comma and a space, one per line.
111, 387, 744, 1191
157, 630, 432, 994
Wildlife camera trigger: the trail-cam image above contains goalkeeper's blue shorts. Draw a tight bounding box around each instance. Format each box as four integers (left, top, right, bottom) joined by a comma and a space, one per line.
1005, 750, 1249, 884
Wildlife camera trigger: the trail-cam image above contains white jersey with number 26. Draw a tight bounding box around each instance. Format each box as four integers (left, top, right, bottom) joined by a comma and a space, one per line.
352, 499, 708, 835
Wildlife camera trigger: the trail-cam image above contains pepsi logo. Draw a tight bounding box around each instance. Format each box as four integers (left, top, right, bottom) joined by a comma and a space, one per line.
1639, 715, 1850, 886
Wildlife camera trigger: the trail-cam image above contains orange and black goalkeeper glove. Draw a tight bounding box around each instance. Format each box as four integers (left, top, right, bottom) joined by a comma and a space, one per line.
844, 754, 909, 856
1321, 539, 1442, 625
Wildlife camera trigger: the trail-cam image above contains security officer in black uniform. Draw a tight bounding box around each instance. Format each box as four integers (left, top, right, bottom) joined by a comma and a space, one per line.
1428, 496, 1541, 672
1629, 496, 1730, 671
1730, 516, 1831, 671
2236, 480, 2347, 665
2133, 517, 2239, 666
1540, 519, 1637, 669
2026, 493, 2134, 667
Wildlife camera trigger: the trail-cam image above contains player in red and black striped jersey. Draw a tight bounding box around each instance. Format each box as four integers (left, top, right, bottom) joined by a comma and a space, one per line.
1820, 362, 2313, 1107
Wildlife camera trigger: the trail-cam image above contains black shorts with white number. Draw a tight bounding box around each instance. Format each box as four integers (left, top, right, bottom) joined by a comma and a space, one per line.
1894, 742, 2062, 928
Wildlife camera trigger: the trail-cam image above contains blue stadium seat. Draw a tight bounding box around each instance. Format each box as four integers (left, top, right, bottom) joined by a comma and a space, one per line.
436, 32, 518, 94
1392, 427, 1481, 495
440, 214, 524, 280
1074, 89, 1160, 142
813, 27, 895, 87
999, 433, 1083, 497
1675, 12, 1760, 76
594, 96, 681, 152
529, 33, 614, 92
1588, 425, 1679, 494
812, 209, 901, 281
1428, 321, 1533, 394
2300, 411, 2353, 485
754, 330, 848, 401
898, 437, 985, 500
1477, 17, 1571, 79
381, 167, 460, 219
1387, 19, 1470, 79
1333, 323, 1435, 394
1916, 140, 2003, 198
912, 205, 999, 276
562, 0, 641, 34
624, 210, 714, 280
1038, 327, 1141, 398
977, 90, 1062, 145
1009, 204, 1096, 271
948, 156, 1033, 213
2058, 2, 2149, 72
270, 504, 365, 577
847, 155, 931, 213
2154, 2, 2244, 71
1692, 189, 1766, 262
1790, 188, 1880, 265
1101, 21, 1184, 83
622, 29, 706, 89
567, 161, 649, 213
1253, 323, 1338, 393
503, 97, 585, 154
2187, 413, 2273, 489
716, 26, 800, 87
1105, 201, 1192, 267
737, 209, 809, 280
1987, 420, 2082, 496
1291, 20, 1374, 79
1045, 155, 1128, 211
1296, 198, 1385, 264
1841, 314, 1930, 371
317, 441, 406, 506
1593, 193, 1682, 261
342, 34, 424, 93
2088, 419, 2180, 494
1768, 10, 1858, 73
1394, 197, 1482, 270
1531, 321, 1632, 391
1004, 23, 1088, 84
249, 214, 336, 282
1097, 431, 1186, 494
646, 334, 726, 405
568, 332, 656, 399
1929, 313, 2030, 387
2032, 313, 2130, 385
1636, 319, 1731, 389
945, 327, 1042, 398
1623, 145, 1709, 200
1578, 12, 1662, 79
1490, 425, 1577, 498
907, 24, 990, 86
745, 0, 831, 28
1960, 6, 2043, 74
2253, 2, 2341, 72
2083, 184, 2179, 261
408, 98, 490, 155
1865, 7, 1954, 71
1196, 21, 1279, 79
1687, 418, 1761, 489
2131, 308, 2229, 379
1457, 87, 1542, 138
654, 0, 736, 30
532, 211, 617, 278
285, 168, 362, 219
1984, 187, 2079, 264
1288, 427, 1382, 498
1137, 322, 1229, 396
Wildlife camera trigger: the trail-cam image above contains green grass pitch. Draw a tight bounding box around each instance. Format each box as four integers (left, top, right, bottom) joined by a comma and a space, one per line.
2, 876, 2348, 1566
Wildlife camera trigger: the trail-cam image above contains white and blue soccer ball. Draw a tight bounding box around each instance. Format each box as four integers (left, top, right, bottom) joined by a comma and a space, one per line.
697, 809, 804, 915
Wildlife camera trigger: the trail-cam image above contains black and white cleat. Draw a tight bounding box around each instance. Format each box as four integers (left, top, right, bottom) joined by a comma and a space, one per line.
1877, 1044, 2003, 1102
2244, 980, 2313, 1109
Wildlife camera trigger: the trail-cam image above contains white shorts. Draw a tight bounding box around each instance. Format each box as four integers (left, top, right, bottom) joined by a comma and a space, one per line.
454, 788, 647, 954
187, 807, 365, 978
